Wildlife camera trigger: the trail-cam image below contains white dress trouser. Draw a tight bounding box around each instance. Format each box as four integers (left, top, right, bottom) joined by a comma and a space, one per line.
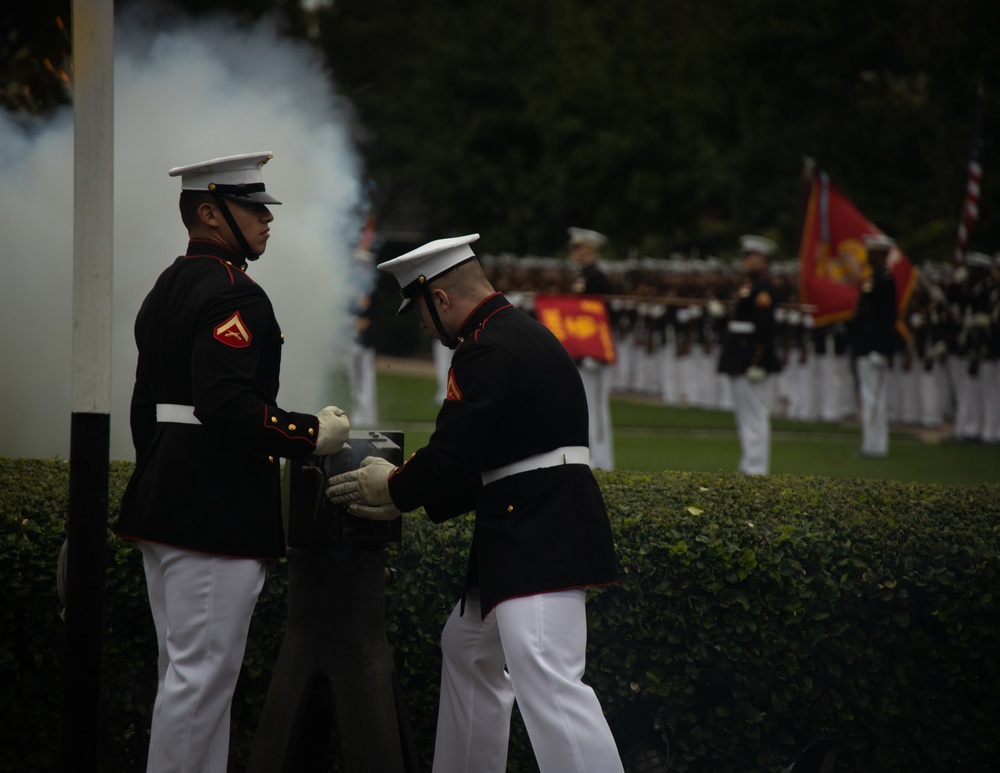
731, 375, 773, 475
981, 359, 1000, 443
348, 341, 378, 427
578, 361, 615, 470
898, 366, 920, 425
917, 366, 943, 428
953, 359, 983, 440
434, 340, 453, 404
432, 590, 624, 773
790, 357, 819, 421
818, 353, 853, 422
139, 542, 265, 773
857, 356, 889, 456
612, 337, 634, 391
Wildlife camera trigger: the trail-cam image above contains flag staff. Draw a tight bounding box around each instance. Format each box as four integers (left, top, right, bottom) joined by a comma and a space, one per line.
59, 1, 114, 770
796, 156, 818, 303
953, 80, 985, 267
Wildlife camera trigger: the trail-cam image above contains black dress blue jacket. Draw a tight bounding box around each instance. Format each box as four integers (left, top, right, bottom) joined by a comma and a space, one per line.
115, 239, 321, 559
717, 277, 783, 376
387, 292, 619, 617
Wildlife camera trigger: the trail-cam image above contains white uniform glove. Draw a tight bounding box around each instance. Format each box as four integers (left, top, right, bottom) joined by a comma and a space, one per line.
346, 502, 402, 521
326, 455, 396, 506
314, 405, 350, 456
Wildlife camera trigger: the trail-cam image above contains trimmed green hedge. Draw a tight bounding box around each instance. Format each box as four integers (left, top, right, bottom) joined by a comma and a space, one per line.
2, 458, 997, 771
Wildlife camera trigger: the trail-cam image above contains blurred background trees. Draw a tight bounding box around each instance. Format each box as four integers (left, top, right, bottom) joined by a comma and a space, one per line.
4, 0, 998, 262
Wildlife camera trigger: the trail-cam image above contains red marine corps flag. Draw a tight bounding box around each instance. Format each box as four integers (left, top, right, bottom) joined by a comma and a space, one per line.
798, 165, 917, 327
534, 294, 617, 363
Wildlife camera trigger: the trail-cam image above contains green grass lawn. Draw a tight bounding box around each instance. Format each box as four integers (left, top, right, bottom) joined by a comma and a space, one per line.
356, 367, 1000, 486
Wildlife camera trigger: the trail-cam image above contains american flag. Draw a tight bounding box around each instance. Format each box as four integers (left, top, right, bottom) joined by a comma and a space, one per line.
954, 87, 985, 266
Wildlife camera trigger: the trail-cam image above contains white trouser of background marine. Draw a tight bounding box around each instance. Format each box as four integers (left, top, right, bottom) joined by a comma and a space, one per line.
951, 356, 984, 441
578, 359, 614, 470
432, 589, 625, 773
731, 374, 773, 474
980, 358, 1000, 443
857, 355, 889, 457
433, 340, 453, 404
140, 542, 265, 773
348, 340, 378, 427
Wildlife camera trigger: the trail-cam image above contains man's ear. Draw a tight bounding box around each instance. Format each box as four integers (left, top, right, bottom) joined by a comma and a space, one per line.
432, 287, 450, 310
197, 201, 219, 228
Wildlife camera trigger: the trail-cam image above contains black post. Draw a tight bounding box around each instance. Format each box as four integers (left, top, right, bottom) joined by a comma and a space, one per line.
58, 413, 110, 772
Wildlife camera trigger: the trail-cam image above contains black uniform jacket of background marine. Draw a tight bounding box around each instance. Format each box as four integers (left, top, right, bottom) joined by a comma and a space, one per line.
717, 277, 783, 376
849, 267, 899, 358
387, 292, 619, 618
577, 262, 614, 295
115, 239, 322, 559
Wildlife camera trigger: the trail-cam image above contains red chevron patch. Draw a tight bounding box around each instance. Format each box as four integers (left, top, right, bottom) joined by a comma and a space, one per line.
445, 369, 462, 401
214, 311, 252, 348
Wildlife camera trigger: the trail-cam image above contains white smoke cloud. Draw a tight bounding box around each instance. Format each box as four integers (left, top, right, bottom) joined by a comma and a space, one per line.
0, 5, 365, 461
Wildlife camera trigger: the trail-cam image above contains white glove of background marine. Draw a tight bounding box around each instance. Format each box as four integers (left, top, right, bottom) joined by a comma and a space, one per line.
867, 351, 888, 368
326, 456, 402, 521
313, 405, 350, 456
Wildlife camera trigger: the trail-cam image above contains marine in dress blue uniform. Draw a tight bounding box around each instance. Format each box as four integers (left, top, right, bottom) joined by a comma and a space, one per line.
718, 234, 783, 474
848, 233, 900, 457
347, 247, 379, 426
568, 226, 615, 470
115, 152, 349, 773
326, 234, 623, 773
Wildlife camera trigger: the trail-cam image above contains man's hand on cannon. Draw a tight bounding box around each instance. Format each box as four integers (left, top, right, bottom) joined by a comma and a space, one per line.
314, 405, 351, 455
345, 501, 402, 521
326, 456, 401, 520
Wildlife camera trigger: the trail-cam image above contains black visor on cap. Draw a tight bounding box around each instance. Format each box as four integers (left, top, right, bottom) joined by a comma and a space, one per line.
209, 182, 281, 205
393, 256, 476, 315
395, 277, 424, 314
399, 277, 424, 301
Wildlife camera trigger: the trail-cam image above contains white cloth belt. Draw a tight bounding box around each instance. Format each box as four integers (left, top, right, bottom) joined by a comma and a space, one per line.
728, 320, 756, 334
156, 404, 201, 425
481, 446, 590, 485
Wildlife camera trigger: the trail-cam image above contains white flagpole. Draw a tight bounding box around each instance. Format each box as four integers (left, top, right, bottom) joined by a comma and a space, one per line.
60, 1, 114, 770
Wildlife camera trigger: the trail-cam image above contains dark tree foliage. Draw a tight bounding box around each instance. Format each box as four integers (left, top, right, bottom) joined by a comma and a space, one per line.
0, 0, 73, 114
5, 0, 1000, 262
316, 0, 1000, 262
